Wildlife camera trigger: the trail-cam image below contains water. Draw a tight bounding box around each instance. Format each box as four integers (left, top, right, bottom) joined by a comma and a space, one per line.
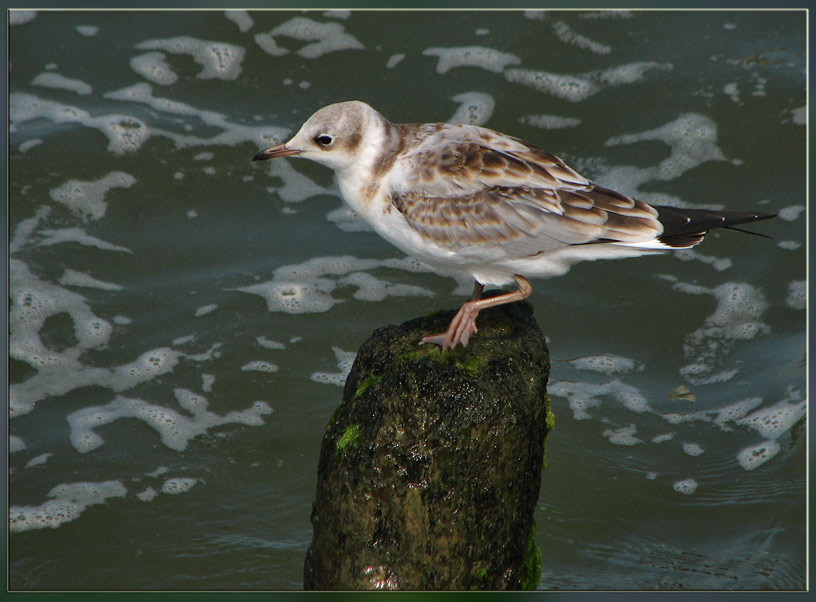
8, 9, 806, 591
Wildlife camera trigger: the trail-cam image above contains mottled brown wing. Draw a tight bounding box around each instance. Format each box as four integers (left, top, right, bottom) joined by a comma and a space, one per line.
390, 139, 662, 259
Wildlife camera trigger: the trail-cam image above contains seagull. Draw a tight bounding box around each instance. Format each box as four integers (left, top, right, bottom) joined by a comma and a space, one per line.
253, 101, 775, 350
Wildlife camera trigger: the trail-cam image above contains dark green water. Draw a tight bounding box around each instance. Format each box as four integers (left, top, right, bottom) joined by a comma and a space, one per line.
8, 9, 806, 590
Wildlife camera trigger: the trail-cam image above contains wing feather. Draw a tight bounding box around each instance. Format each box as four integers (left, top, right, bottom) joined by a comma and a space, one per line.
389, 125, 662, 259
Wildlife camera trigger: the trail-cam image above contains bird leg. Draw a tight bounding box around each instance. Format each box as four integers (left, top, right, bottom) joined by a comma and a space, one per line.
420, 276, 532, 350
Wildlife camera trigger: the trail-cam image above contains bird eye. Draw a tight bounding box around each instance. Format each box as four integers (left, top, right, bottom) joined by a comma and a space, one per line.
314, 134, 334, 147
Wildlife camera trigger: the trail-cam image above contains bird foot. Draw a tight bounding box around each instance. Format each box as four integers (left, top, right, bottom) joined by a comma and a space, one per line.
420, 305, 479, 350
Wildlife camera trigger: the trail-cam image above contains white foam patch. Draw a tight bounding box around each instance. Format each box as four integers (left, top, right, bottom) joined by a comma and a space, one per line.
10, 258, 109, 415
10, 93, 150, 154
195, 304, 217, 317
790, 106, 806, 126
751, 74, 767, 97
202, 373, 215, 392
777, 205, 805, 222
310, 346, 357, 386
58, 269, 123, 291
135, 36, 245, 80
737, 440, 781, 471
76, 25, 98, 37
551, 20, 611, 54
674, 281, 769, 385
519, 113, 581, 130
14, 83, 280, 157
25, 453, 53, 468
323, 10, 350, 19
130, 51, 179, 86
447, 92, 495, 126
161, 477, 198, 494
235, 255, 435, 314
171, 337, 194, 349
10, 205, 51, 254
580, 10, 633, 19
423, 46, 521, 74
136, 487, 158, 502
505, 69, 598, 102
682, 442, 704, 457
568, 354, 644, 375
67, 392, 273, 453
505, 61, 669, 102
713, 396, 765, 430
186, 343, 222, 363
31, 72, 93, 95
386, 53, 405, 69
257, 16, 363, 59
10, 258, 204, 417
9, 268, 182, 418
257, 336, 285, 350
10, 435, 27, 453
737, 397, 806, 440
337, 271, 435, 302
19, 138, 43, 152
224, 10, 253, 32
254, 32, 289, 56
10, 10, 37, 25
48, 171, 135, 221
777, 241, 801, 251
603, 423, 642, 445
241, 361, 279, 373
37, 228, 133, 253
662, 395, 765, 431
548, 378, 650, 420
604, 113, 726, 189
662, 409, 708, 426
673, 248, 732, 272
263, 157, 337, 203
326, 205, 372, 232
723, 82, 740, 103
652, 433, 674, 444
103, 83, 288, 151
673, 478, 698, 495
9, 480, 126, 532
785, 280, 806, 310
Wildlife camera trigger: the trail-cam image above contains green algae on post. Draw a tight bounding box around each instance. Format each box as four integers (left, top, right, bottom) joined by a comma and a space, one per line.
335, 423, 361, 451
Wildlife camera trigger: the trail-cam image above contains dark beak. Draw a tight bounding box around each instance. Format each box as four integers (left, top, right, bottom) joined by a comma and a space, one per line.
252, 144, 302, 161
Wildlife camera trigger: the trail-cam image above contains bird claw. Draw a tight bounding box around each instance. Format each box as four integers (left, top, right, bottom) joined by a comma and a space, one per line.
420, 333, 448, 347
420, 305, 479, 350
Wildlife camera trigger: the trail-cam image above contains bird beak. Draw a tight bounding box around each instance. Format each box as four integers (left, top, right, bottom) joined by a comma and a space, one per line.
252, 143, 302, 161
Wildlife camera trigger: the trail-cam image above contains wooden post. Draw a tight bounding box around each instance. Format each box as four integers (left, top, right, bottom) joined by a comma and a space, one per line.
304, 297, 552, 590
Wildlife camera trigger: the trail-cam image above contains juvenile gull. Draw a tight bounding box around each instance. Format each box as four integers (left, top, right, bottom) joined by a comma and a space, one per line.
253, 101, 775, 350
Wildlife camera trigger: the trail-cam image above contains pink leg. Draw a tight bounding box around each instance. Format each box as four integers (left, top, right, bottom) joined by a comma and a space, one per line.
421, 276, 532, 350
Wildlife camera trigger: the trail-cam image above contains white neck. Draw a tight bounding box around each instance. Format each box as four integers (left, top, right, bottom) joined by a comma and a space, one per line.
335, 115, 394, 216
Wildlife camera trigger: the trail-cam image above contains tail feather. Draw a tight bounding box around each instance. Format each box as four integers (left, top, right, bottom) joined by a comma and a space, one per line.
653, 205, 776, 248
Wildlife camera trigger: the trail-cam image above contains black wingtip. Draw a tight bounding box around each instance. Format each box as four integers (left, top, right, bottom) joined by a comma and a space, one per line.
654, 205, 777, 236
749, 211, 778, 222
